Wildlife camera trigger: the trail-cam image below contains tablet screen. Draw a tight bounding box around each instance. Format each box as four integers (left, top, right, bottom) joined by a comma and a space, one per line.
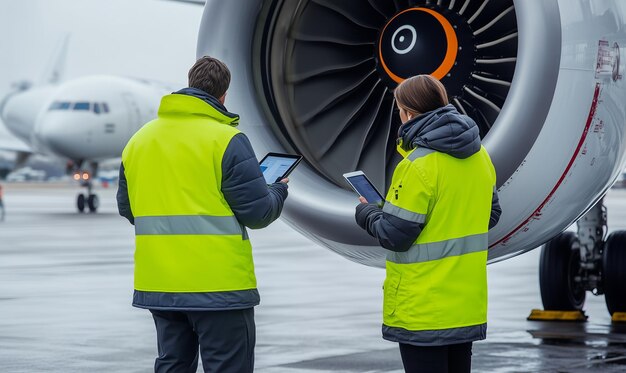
260, 154, 301, 184
346, 174, 384, 205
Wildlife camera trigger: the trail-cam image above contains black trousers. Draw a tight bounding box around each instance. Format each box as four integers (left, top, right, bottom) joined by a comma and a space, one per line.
399, 342, 473, 373
149, 308, 255, 373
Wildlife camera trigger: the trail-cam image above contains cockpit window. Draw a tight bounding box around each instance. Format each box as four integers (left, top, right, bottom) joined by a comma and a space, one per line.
48, 101, 109, 113
49, 101, 71, 110
73, 102, 91, 111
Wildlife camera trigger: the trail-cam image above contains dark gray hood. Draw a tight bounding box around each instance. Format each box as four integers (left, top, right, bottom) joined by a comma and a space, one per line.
398, 104, 481, 159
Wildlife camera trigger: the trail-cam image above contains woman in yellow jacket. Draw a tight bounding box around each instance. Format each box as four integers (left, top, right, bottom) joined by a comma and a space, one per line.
355, 75, 501, 373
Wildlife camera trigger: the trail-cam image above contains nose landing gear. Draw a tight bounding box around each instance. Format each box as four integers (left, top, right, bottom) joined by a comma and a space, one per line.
76, 191, 99, 213
73, 167, 99, 213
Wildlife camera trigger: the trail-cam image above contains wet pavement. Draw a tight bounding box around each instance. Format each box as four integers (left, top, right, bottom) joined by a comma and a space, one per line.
0, 183, 625, 372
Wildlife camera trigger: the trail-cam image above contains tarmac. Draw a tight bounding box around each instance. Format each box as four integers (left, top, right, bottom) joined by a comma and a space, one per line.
0, 182, 625, 372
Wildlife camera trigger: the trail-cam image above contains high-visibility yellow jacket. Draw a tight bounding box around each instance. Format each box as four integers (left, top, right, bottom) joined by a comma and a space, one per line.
118, 88, 288, 310
356, 104, 499, 346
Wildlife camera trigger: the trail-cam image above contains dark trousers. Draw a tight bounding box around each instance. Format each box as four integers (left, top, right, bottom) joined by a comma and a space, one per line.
399, 342, 472, 373
150, 308, 255, 373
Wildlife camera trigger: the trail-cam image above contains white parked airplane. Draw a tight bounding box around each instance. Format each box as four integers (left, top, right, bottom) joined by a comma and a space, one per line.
0, 38, 171, 212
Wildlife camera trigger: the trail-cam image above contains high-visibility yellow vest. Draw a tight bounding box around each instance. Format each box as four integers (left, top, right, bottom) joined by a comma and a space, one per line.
382, 146, 496, 345
122, 94, 258, 310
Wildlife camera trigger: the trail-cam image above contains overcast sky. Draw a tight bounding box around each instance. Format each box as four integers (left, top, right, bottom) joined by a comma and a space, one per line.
0, 0, 203, 141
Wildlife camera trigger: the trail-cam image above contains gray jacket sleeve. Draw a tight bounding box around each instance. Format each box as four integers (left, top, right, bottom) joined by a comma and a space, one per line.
116, 163, 134, 225
221, 133, 288, 229
489, 188, 502, 230
355, 204, 423, 252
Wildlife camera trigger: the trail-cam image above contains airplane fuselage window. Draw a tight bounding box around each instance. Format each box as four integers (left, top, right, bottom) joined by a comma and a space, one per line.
102, 103, 110, 113
94, 103, 101, 115
49, 101, 71, 110
73, 102, 91, 111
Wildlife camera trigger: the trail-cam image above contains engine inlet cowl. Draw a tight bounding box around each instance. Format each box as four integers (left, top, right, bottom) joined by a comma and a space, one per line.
259, 0, 518, 191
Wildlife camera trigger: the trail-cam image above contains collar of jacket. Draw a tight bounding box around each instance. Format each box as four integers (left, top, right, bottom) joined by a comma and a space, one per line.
158, 87, 240, 127
395, 104, 481, 159
395, 110, 439, 158
395, 139, 412, 159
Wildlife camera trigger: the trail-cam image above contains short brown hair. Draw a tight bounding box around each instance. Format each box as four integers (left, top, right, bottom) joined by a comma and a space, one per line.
188, 56, 231, 99
394, 75, 449, 115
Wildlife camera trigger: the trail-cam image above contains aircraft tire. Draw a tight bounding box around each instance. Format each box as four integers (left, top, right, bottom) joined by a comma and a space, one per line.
603, 231, 626, 315
539, 232, 586, 311
77, 194, 86, 213
88, 194, 99, 213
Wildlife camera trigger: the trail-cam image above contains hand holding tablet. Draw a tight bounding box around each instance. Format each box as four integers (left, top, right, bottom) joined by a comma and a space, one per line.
343, 171, 384, 207
259, 152, 303, 184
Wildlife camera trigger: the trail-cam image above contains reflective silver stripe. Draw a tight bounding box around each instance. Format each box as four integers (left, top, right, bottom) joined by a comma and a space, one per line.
135, 215, 242, 235
382, 323, 487, 346
387, 234, 488, 264
382, 202, 426, 223
408, 148, 435, 161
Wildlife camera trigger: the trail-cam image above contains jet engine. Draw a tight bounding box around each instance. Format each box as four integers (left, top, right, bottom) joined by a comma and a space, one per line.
198, 0, 626, 315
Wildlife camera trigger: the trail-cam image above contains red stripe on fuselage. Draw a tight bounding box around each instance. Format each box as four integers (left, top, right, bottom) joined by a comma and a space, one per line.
490, 83, 601, 248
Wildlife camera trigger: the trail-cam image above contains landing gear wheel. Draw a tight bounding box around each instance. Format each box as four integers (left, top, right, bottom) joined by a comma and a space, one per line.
87, 194, 99, 213
539, 232, 586, 311
603, 231, 626, 315
77, 194, 85, 213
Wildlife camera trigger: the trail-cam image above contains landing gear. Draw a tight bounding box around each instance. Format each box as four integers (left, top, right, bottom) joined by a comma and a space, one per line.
539, 232, 585, 310
75, 176, 99, 213
603, 231, 626, 315
539, 198, 626, 316
87, 194, 99, 213
76, 193, 99, 213
73, 161, 99, 213
77, 193, 86, 213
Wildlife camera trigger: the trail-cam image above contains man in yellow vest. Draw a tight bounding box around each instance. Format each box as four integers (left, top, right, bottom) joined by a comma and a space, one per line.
117, 56, 288, 373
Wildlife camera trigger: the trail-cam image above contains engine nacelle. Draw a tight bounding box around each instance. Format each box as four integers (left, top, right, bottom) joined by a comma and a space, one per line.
197, 0, 626, 266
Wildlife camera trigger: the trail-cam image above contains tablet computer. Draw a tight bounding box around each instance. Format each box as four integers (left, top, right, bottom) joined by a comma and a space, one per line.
259, 152, 303, 184
343, 170, 384, 206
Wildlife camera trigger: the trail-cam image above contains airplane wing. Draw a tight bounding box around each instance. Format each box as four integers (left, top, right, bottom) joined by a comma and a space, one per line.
0, 122, 31, 153
0, 137, 31, 153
